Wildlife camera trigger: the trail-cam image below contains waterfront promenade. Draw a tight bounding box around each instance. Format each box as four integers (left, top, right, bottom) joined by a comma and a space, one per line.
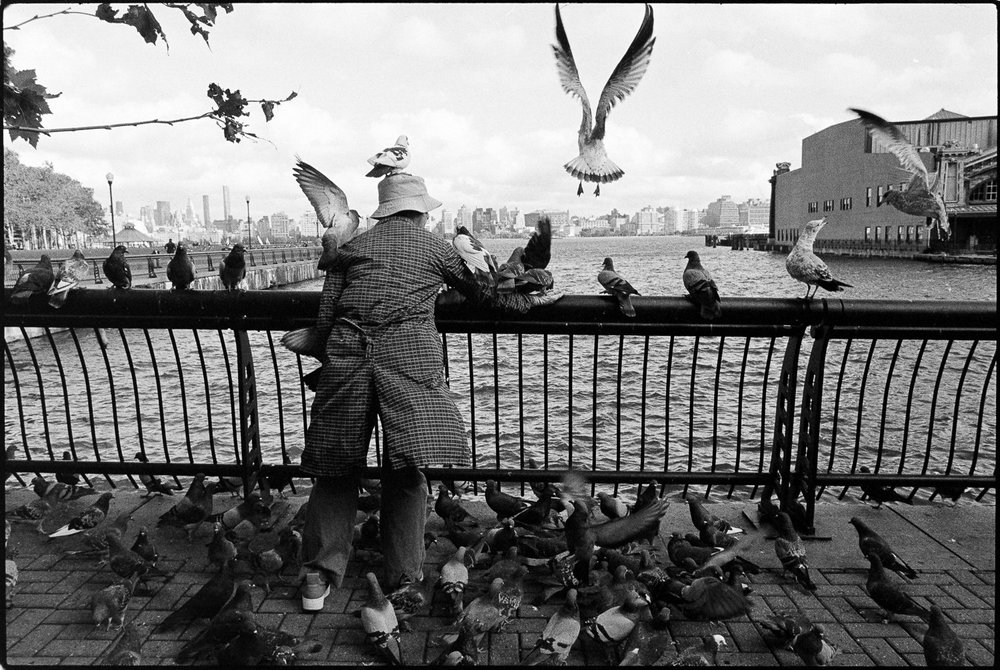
3, 482, 994, 666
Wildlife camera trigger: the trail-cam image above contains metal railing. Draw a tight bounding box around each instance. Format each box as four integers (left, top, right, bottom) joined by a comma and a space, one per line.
3, 290, 996, 532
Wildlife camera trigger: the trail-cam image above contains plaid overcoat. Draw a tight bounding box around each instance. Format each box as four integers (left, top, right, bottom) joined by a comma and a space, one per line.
301, 217, 531, 476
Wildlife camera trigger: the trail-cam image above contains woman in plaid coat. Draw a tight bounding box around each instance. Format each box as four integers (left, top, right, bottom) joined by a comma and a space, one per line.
298, 173, 560, 609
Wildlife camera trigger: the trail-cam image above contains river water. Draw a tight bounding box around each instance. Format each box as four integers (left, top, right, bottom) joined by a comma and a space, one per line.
5, 236, 996, 502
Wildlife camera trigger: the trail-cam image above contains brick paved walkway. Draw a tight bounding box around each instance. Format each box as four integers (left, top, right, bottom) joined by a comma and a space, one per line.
3, 483, 994, 666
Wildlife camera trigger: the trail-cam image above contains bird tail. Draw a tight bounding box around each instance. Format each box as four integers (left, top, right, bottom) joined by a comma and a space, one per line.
564, 155, 624, 183
818, 278, 852, 292
700, 302, 722, 321
47, 278, 78, 309
617, 293, 636, 318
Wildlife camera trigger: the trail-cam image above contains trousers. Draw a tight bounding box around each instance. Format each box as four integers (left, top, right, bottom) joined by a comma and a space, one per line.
300, 467, 428, 589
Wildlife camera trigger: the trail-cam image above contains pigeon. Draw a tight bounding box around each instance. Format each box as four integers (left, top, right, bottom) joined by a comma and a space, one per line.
212, 614, 267, 666
280, 325, 328, 391
360, 572, 403, 665
756, 482, 781, 529
654, 634, 728, 666
293, 157, 361, 269
103, 245, 132, 289
617, 613, 672, 666
31, 476, 97, 502
157, 473, 216, 542
857, 466, 912, 507
785, 218, 852, 299
850, 107, 949, 235
591, 495, 668, 548
219, 244, 247, 291
262, 453, 294, 500
366, 135, 410, 178
849, 517, 917, 580
929, 482, 966, 504
154, 559, 237, 632
678, 572, 753, 620
565, 499, 597, 558
6, 497, 53, 530
440, 546, 470, 616
48, 491, 114, 538
865, 553, 929, 622
599, 257, 640, 317
453, 225, 498, 280
791, 624, 838, 666
48, 249, 91, 308
107, 529, 170, 587
56, 450, 81, 487
248, 529, 300, 594
436, 485, 474, 524
9, 254, 54, 303
97, 622, 144, 665
485, 479, 530, 520
174, 581, 256, 664
581, 589, 650, 663
760, 611, 813, 650
130, 527, 158, 565
523, 216, 553, 270
453, 576, 506, 644
683, 251, 722, 321
597, 492, 629, 520
521, 587, 581, 665
166, 243, 196, 290
552, 3, 655, 196
774, 511, 816, 592
212, 492, 272, 536
923, 605, 966, 666
91, 573, 139, 630
133, 452, 182, 497
687, 497, 737, 534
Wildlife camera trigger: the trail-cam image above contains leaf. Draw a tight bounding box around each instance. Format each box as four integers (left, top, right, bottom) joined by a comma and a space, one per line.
95, 3, 169, 49
3, 67, 61, 148
261, 100, 274, 122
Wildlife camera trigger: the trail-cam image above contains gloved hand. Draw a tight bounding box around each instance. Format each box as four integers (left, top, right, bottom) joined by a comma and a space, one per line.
527, 291, 564, 308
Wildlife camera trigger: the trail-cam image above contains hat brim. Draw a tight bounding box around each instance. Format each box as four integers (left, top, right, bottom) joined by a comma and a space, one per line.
372, 193, 442, 218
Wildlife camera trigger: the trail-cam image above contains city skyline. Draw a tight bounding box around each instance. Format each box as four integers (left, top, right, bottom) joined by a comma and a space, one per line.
3, 4, 996, 221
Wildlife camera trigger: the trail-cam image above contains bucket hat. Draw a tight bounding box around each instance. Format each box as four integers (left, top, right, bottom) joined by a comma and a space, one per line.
371, 173, 442, 218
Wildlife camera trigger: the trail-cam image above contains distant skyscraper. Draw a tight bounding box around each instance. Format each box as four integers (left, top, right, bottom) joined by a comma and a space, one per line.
155, 201, 171, 228
115, 200, 124, 216
202, 195, 211, 230
222, 185, 231, 222
704, 195, 740, 228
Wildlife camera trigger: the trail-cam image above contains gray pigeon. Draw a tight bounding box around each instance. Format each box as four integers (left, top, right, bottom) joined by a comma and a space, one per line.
10, 255, 54, 303
923, 605, 965, 666
683, 250, 722, 320
849, 517, 917, 580
98, 622, 144, 665
48, 249, 91, 308
785, 218, 852, 299
91, 573, 140, 630
599, 257, 640, 317
293, 157, 360, 270
865, 554, 929, 622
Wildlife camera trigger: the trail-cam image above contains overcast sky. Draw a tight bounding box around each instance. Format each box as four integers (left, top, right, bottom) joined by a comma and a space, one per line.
3, 3, 997, 223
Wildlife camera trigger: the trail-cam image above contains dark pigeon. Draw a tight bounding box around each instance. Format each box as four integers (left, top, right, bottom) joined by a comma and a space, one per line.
683, 250, 722, 320
10, 255, 54, 303
167, 243, 196, 290
103, 245, 132, 289
219, 244, 247, 291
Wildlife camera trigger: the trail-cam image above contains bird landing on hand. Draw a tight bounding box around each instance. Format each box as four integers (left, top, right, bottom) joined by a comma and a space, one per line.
366, 135, 410, 178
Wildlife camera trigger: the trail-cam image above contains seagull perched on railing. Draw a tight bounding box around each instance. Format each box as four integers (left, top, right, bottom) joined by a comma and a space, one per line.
552, 3, 655, 196
785, 218, 853, 300
850, 107, 949, 236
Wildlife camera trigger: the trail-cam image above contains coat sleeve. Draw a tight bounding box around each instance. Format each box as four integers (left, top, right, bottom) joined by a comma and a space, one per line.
438, 244, 532, 314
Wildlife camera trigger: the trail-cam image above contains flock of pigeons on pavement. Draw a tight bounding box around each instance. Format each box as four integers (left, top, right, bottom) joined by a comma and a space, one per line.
5, 461, 969, 666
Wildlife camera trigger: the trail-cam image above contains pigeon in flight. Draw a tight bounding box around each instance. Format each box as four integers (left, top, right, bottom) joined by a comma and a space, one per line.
552, 3, 655, 196
682, 250, 722, 320
785, 218, 852, 299
167, 243, 196, 290
598, 257, 640, 317
293, 158, 360, 270
850, 107, 949, 236
103, 245, 132, 289
219, 244, 247, 291
9, 255, 54, 304
365, 135, 410, 178
48, 250, 91, 308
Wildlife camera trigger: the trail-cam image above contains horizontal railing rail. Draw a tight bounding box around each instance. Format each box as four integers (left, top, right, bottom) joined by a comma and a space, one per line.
3, 290, 996, 533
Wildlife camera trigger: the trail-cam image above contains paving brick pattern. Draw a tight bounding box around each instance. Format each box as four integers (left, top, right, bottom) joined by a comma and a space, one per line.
3, 487, 995, 666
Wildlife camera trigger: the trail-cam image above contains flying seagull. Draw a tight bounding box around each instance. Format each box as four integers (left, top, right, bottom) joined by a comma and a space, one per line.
785, 218, 852, 299
552, 3, 655, 196
850, 107, 949, 236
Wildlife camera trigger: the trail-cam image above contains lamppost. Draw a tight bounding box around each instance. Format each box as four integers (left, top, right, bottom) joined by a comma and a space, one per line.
106, 173, 116, 248
245, 195, 252, 251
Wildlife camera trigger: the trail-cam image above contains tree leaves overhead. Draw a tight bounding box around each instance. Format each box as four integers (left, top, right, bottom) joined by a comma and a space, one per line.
95, 3, 169, 48
3, 46, 61, 148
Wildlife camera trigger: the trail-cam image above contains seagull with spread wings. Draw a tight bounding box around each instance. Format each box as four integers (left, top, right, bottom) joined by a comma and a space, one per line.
552, 3, 655, 196
293, 157, 361, 271
850, 107, 949, 236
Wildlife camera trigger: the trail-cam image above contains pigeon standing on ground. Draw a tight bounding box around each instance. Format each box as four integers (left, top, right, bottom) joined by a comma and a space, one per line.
57, 450, 81, 488
865, 554, 929, 622
857, 466, 912, 507
91, 573, 140, 630
167, 243, 196, 290
9, 255, 54, 304
599, 257, 640, 317
130, 527, 158, 565
683, 250, 722, 320
31, 476, 96, 502
654, 634, 728, 666
850, 107, 949, 236
552, 3, 655, 196
293, 157, 361, 271
48, 491, 114, 538
365, 135, 410, 178
97, 621, 144, 665
791, 624, 838, 666
521, 587, 581, 665
103, 245, 132, 289
157, 473, 216, 542
485, 479, 530, 520
923, 605, 966, 666
774, 511, 816, 592
849, 517, 917, 580
361, 572, 403, 665
439, 546, 469, 616
107, 529, 169, 588
219, 244, 247, 291
48, 249, 91, 308
133, 452, 182, 497
785, 218, 853, 299
155, 559, 237, 632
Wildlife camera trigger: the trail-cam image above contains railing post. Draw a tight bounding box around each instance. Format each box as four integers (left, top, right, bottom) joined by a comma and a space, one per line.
769, 327, 804, 515
233, 329, 262, 497
794, 324, 832, 535
207, 255, 215, 272
147, 256, 157, 278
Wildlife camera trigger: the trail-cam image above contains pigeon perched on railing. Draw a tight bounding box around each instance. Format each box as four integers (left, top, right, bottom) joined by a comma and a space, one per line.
598, 257, 640, 317
453, 225, 498, 282
786, 218, 852, 300
683, 250, 722, 321
552, 4, 655, 196
850, 107, 949, 236
167, 243, 196, 290
48, 249, 91, 308
365, 135, 410, 178
219, 244, 247, 291
103, 245, 132, 289
9, 255, 54, 304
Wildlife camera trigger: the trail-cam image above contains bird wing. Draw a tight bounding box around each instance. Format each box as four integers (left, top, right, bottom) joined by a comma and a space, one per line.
552, 4, 594, 135
787, 250, 834, 284
850, 108, 929, 186
453, 232, 493, 275
593, 3, 655, 141
599, 270, 639, 296
683, 268, 719, 300
523, 218, 552, 270
293, 158, 360, 246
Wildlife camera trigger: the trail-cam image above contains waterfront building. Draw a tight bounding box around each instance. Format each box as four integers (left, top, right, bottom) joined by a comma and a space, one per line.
739, 198, 770, 234
440, 209, 455, 236
637, 205, 659, 234
456, 205, 472, 232
703, 195, 740, 229
300, 210, 319, 237
525, 210, 571, 235
681, 209, 700, 232
773, 109, 997, 252
270, 212, 292, 239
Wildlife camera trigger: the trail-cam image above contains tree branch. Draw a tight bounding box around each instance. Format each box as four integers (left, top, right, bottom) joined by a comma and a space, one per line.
3, 7, 94, 31
3, 112, 216, 135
